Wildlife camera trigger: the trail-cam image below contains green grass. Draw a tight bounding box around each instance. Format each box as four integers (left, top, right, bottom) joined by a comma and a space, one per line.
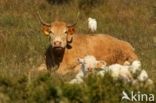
0, 0, 156, 102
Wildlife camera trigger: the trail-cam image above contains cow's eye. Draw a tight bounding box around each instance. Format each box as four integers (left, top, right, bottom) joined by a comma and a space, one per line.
49, 30, 53, 34
64, 31, 68, 34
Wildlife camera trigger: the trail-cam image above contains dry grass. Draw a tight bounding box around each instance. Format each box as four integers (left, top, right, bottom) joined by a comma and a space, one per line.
0, 0, 156, 102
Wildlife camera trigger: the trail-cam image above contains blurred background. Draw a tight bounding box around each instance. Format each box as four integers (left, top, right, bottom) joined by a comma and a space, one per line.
0, 0, 156, 102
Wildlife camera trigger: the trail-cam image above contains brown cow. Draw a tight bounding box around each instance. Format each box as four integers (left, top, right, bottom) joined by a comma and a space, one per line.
37, 14, 138, 75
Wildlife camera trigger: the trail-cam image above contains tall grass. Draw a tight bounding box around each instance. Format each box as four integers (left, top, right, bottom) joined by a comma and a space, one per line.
0, 0, 156, 102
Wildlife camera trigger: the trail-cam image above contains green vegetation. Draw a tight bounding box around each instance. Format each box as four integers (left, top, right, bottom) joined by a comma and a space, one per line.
0, 0, 156, 102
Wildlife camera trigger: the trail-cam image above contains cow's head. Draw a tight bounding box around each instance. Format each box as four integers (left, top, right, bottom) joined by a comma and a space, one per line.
37, 12, 76, 50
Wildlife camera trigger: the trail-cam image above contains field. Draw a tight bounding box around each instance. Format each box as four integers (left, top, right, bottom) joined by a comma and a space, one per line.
0, 0, 156, 103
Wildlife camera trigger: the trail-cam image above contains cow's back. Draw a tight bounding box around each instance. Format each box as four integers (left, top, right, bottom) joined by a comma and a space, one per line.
56, 34, 138, 74
72, 34, 137, 61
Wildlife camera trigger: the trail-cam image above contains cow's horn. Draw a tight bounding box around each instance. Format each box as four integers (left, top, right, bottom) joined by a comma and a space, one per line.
67, 12, 80, 27
37, 11, 51, 27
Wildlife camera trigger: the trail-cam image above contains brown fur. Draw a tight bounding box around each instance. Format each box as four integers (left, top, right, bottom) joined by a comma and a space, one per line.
39, 20, 138, 75
45, 34, 138, 75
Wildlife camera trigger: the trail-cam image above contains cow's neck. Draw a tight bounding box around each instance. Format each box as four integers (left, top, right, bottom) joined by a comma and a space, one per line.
45, 45, 66, 69
52, 48, 65, 63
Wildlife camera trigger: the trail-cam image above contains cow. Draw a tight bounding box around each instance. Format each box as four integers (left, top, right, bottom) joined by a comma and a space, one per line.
37, 13, 138, 75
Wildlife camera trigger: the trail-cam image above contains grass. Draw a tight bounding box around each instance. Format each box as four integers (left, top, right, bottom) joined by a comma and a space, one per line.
0, 0, 156, 102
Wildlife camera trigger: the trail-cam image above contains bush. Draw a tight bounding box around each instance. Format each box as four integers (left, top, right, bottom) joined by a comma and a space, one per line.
47, 0, 69, 5
0, 0, 156, 102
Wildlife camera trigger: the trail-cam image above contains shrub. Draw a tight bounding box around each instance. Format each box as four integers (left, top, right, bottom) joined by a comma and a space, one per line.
47, 0, 69, 5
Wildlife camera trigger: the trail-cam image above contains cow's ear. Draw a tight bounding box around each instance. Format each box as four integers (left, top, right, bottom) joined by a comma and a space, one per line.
77, 58, 84, 64
68, 26, 75, 34
67, 26, 75, 43
42, 25, 51, 36
96, 60, 107, 68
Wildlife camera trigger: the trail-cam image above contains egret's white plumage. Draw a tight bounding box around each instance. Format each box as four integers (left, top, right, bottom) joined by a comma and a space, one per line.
88, 17, 97, 32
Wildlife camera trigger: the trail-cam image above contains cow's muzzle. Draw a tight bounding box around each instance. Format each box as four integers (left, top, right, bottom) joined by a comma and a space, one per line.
53, 41, 62, 48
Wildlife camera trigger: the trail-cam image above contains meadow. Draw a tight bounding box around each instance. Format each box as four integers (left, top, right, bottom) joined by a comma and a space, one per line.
0, 0, 156, 102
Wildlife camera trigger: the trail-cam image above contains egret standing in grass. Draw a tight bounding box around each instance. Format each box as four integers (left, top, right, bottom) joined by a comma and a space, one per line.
88, 17, 97, 33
